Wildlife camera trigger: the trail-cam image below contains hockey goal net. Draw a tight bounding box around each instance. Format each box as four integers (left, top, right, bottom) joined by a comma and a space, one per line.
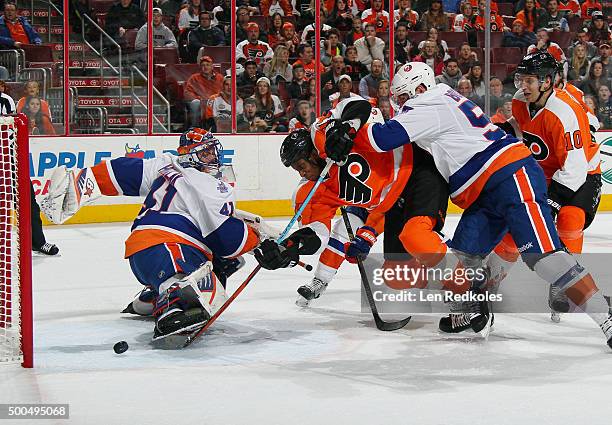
0, 114, 32, 368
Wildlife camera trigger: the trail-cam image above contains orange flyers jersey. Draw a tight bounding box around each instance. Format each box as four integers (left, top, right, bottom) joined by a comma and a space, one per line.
562, 82, 601, 131
512, 88, 601, 192
293, 102, 413, 235
474, 13, 505, 31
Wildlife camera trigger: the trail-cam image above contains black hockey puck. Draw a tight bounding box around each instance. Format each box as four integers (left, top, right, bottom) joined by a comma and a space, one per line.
113, 341, 129, 354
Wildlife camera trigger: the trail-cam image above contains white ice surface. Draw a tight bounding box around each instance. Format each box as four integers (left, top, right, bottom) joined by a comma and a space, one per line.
2, 215, 612, 425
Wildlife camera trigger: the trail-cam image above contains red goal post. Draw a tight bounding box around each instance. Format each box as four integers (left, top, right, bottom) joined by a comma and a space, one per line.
0, 114, 33, 368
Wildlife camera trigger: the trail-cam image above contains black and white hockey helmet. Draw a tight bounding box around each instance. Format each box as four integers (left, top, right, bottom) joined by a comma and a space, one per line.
280, 129, 314, 167
514, 51, 559, 89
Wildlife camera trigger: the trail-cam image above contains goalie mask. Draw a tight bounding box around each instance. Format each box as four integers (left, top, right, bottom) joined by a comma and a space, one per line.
177, 128, 223, 173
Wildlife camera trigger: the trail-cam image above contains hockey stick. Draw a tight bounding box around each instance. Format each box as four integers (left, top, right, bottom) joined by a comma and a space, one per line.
340, 207, 411, 331
183, 160, 334, 347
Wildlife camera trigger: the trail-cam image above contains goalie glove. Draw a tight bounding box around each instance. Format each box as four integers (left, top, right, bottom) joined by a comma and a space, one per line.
39, 166, 102, 224
344, 226, 377, 264
325, 119, 357, 164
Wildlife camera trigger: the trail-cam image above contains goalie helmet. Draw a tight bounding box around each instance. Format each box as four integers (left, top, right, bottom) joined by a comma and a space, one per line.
514, 51, 558, 89
177, 128, 223, 173
280, 129, 315, 167
390, 62, 436, 105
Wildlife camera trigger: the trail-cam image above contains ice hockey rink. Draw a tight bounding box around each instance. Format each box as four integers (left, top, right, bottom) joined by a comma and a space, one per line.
3, 214, 612, 425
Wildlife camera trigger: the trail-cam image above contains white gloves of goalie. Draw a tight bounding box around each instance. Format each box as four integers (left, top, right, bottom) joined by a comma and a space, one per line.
39, 166, 102, 224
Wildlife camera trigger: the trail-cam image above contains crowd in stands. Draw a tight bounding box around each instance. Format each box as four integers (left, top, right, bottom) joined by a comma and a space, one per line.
0, 0, 610, 133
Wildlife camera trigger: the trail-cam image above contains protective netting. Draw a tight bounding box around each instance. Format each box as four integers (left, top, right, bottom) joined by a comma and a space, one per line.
0, 116, 24, 364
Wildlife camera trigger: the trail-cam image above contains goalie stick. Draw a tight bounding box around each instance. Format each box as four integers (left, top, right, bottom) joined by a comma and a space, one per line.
182, 160, 335, 347
340, 207, 412, 332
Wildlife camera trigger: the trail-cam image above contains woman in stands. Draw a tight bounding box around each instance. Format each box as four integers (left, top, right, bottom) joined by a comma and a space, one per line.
466, 61, 485, 97
580, 60, 608, 96
267, 12, 285, 48
178, 0, 205, 32
328, 0, 353, 32
418, 27, 450, 61
249, 76, 285, 132
263, 45, 293, 85
568, 43, 589, 83
587, 12, 611, 47
453, 1, 475, 31
417, 0, 448, 32
23, 96, 54, 135
16, 80, 52, 122
516, 0, 543, 33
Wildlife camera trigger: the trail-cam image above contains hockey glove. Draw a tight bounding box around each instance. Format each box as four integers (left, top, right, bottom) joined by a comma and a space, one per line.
344, 226, 377, 264
254, 239, 299, 270
283, 227, 322, 255
547, 179, 574, 220
325, 120, 356, 164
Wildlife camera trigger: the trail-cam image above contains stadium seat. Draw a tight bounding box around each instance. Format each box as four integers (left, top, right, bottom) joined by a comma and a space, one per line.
548, 31, 574, 49
198, 46, 231, 64
491, 47, 523, 64
282, 16, 296, 27
5, 82, 24, 99
249, 15, 268, 31
352, 81, 360, 94
440, 32, 468, 48
476, 31, 504, 48
471, 47, 484, 61
503, 16, 514, 28
20, 44, 53, 62
490, 63, 507, 80
277, 80, 290, 106
95, 12, 106, 27
123, 29, 139, 51
90, 0, 116, 13
497, 2, 515, 16
153, 47, 180, 65
409, 31, 428, 45
218, 62, 231, 75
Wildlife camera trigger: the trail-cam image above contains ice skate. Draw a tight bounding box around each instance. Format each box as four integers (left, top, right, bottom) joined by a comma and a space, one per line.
296, 277, 328, 307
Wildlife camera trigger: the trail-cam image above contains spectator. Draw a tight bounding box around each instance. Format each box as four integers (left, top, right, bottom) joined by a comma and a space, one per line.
587, 43, 611, 82
205, 76, 237, 133
263, 44, 293, 85
104, 0, 145, 45
328, 0, 354, 32
301, 12, 331, 49
212, 0, 232, 30
457, 78, 483, 107
178, 0, 205, 32
260, 0, 292, 16
135, 8, 177, 51
580, 60, 608, 96
250, 76, 285, 131
267, 13, 285, 49
395, 0, 419, 30
321, 55, 346, 100
343, 45, 368, 82
297, 0, 317, 30
516, 0, 543, 33
361, 0, 390, 34
322, 29, 346, 67
288, 100, 315, 130
287, 64, 308, 103
329, 74, 359, 107
467, 61, 485, 97
280, 22, 300, 59
293, 44, 316, 80
23, 96, 54, 135
394, 23, 412, 65
453, 1, 475, 32
435, 58, 462, 89
0, 2, 42, 47
489, 77, 504, 109
359, 59, 384, 100
237, 0, 260, 15
581, 0, 603, 21
596, 84, 611, 129
418, 27, 450, 61
16, 81, 51, 120
306, 77, 317, 109
587, 11, 611, 48
184, 56, 224, 127
568, 43, 589, 83
558, 0, 580, 17
237, 59, 265, 98
344, 16, 364, 46
584, 94, 598, 115
187, 11, 225, 62
536, 0, 569, 32
457, 42, 477, 74
413, 40, 444, 75
528, 28, 566, 62
237, 97, 269, 132
236, 23, 273, 66
503, 19, 536, 49
0, 80, 15, 114
378, 97, 391, 121
375, 79, 390, 105
474, 0, 505, 32
490, 95, 513, 124
568, 28, 599, 59
418, 0, 448, 32
235, 6, 253, 43
70, 0, 95, 40
355, 23, 385, 69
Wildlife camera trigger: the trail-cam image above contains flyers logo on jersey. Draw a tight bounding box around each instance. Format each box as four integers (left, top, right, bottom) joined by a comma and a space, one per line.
523, 131, 549, 161
338, 153, 373, 204
403, 64, 412, 72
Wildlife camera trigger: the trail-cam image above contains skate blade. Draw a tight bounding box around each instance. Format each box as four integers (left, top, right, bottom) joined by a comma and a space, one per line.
551, 311, 562, 323
475, 317, 493, 339
295, 295, 311, 308
151, 323, 207, 349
